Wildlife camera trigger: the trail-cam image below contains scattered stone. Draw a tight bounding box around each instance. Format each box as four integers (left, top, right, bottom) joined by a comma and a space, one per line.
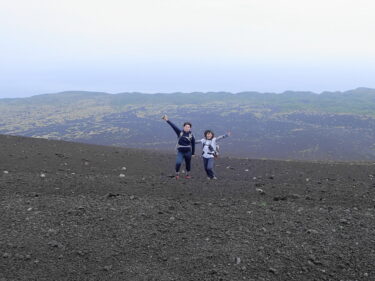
307, 229, 319, 234
3, 171, 9, 174
308, 255, 323, 266
40, 173, 46, 178
103, 265, 112, 271
48, 240, 64, 248
255, 188, 265, 195
2, 253, 11, 258
119, 173, 125, 178
245, 169, 249, 172
306, 178, 310, 182
122, 167, 127, 170
269, 267, 277, 274
253, 177, 257, 180
14, 253, 24, 259
106, 193, 118, 198
273, 196, 287, 201
76, 250, 85, 256
289, 194, 301, 199
129, 195, 135, 200
235, 257, 241, 264
339, 218, 349, 225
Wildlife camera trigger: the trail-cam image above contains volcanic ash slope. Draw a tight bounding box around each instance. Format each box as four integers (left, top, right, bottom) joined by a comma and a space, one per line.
0, 134, 375, 281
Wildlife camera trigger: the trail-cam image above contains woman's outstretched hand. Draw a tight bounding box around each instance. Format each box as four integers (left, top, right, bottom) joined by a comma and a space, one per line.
162, 114, 169, 121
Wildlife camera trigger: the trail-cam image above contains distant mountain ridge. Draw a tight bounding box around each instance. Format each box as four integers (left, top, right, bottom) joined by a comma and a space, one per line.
1, 88, 375, 161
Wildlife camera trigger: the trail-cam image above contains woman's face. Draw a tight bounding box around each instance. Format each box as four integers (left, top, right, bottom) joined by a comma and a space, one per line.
206, 132, 213, 140
183, 124, 191, 132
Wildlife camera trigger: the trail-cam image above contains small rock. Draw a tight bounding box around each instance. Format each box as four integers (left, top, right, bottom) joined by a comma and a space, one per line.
2, 253, 11, 258
273, 196, 287, 201
244, 169, 249, 172
3, 171, 9, 174
119, 174, 125, 178
129, 195, 135, 200
106, 193, 118, 198
235, 257, 241, 264
339, 218, 349, 225
15, 253, 24, 259
48, 240, 64, 248
306, 178, 310, 182
307, 229, 319, 234
121, 167, 127, 170
40, 173, 46, 178
103, 265, 112, 271
269, 267, 277, 274
290, 194, 301, 199
255, 188, 265, 195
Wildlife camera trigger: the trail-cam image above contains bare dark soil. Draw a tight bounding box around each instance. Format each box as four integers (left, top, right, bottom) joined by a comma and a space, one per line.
1, 134, 375, 281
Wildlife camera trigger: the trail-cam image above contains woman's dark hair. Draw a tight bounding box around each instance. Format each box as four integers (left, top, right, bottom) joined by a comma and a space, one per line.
183, 122, 192, 128
204, 130, 214, 138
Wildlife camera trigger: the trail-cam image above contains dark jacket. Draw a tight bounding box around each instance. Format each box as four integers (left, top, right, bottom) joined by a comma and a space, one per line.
167, 120, 195, 155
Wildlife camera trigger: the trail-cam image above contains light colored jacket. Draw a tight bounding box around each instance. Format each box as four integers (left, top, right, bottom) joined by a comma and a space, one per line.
199, 134, 229, 158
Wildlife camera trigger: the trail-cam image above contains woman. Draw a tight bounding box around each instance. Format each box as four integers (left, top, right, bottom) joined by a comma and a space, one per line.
162, 114, 195, 179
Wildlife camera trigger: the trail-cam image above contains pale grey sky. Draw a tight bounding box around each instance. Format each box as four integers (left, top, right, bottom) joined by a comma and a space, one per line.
1, 0, 375, 97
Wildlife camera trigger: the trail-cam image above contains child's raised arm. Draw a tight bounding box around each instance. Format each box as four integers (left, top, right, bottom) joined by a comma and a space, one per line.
216, 132, 231, 141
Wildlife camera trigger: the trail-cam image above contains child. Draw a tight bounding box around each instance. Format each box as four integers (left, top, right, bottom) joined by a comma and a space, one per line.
199, 130, 230, 180
162, 114, 195, 179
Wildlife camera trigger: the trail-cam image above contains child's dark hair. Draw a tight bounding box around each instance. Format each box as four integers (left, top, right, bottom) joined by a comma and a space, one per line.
204, 130, 214, 138
183, 122, 192, 127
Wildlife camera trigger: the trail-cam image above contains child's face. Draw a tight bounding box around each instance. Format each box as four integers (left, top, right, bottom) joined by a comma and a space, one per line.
206, 132, 213, 139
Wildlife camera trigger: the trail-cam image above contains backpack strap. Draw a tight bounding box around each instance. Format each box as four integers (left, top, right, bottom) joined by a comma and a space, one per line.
179, 131, 193, 142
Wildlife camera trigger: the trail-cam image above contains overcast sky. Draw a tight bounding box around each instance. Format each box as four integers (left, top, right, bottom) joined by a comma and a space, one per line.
1, 0, 374, 98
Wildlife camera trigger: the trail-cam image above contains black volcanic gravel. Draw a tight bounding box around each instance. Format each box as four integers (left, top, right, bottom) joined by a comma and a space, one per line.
1, 134, 375, 281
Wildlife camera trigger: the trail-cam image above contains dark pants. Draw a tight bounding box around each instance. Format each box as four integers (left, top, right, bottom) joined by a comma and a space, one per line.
203, 157, 215, 178
175, 150, 192, 173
